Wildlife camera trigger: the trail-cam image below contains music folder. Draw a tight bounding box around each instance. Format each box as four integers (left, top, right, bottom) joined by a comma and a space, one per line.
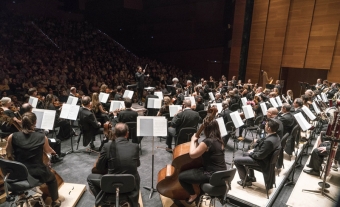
28, 96, 38, 108
321, 92, 328, 102
66, 96, 78, 105
241, 97, 247, 106
185, 96, 195, 105
123, 90, 134, 99
147, 98, 162, 109
216, 117, 228, 137
269, 98, 278, 108
275, 96, 283, 107
99, 92, 109, 103
109, 101, 125, 112
154, 91, 163, 100
137, 116, 167, 136
302, 105, 316, 121
294, 112, 311, 131
32, 108, 56, 130
169, 105, 182, 117
230, 111, 244, 128
312, 101, 321, 114
260, 102, 268, 115
209, 92, 215, 101
60, 104, 80, 120
242, 105, 254, 119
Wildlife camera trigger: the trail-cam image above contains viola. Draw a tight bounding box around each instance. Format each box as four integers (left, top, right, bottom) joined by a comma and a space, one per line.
156, 107, 218, 200
53, 101, 63, 107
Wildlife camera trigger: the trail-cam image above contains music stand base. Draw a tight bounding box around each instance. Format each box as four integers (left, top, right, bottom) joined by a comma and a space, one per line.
302, 188, 336, 202
284, 178, 295, 187
143, 186, 157, 199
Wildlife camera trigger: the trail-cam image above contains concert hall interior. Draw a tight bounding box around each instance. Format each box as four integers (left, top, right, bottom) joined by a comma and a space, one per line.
0, 0, 340, 207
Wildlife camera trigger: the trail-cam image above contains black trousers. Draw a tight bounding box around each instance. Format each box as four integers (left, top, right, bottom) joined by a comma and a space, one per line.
178, 168, 210, 195
42, 170, 59, 201
166, 127, 176, 149
137, 87, 143, 103
48, 138, 61, 156
308, 142, 330, 171
234, 153, 259, 180
87, 173, 140, 207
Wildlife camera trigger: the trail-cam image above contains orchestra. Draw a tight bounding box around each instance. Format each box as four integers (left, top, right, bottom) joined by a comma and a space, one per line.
1, 70, 340, 207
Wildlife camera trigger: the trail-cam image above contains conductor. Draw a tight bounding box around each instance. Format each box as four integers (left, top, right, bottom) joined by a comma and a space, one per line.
135, 66, 149, 106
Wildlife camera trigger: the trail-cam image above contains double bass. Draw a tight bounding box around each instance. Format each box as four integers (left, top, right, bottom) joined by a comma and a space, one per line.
156, 107, 218, 200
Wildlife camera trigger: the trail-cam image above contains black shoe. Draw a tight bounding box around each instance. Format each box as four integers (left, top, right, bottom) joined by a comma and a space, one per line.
90, 142, 95, 150
59, 153, 66, 158
237, 180, 252, 187
51, 155, 63, 163
246, 176, 256, 182
303, 169, 320, 176
165, 147, 173, 153
51, 200, 61, 207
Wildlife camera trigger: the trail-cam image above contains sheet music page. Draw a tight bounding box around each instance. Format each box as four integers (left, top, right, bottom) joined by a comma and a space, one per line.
147, 98, 154, 108
153, 117, 168, 136
241, 97, 247, 106
275, 96, 283, 106
66, 96, 78, 105
109, 101, 125, 112
317, 95, 322, 101
269, 98, 278, 108
312, 101, 321, 114
260, 102, 268, 115
211, 103, 222, 113
230, 111, 244, 128
144, 87, 154, 91
321, 93, 328, 102
216, 117, 228, 137
302, 105, 316, 121
209, 92, 215, 101
137, 117, 154, 136
169, 105, 182, 117
242, 105, 254, 119
29, 96, 38, 108
154, 99, 162, 109
59, 104, 71, 119
99, 92, 109, 103
154, 92, 163, 100
123, 90, 134, 99
32, 109, 44, 128
41, 110, 56, 130
294, 112, 311, 131
185, 96, 195, 105
68, 105, 80, 120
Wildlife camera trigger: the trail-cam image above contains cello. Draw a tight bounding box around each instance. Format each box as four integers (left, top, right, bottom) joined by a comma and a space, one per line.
156, 107, 218, 200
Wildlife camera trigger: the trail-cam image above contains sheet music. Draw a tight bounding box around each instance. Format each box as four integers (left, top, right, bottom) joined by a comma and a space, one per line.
242, 105, 254, 119
153, 117, 168, 136
123, 90, 134, 99
99, 92, 109, 103
60, 104, 80, 120
109, 101, 125, 112
230, 111, 244, 128
137, 117, 167, 136
241, 97, 247, 106
211, 103, 222, 113
294, 112, 311, 131
154, 92, 163, 100
302, 105, 316, 121
169, 105, 182, 117
147, 98, 162, 109
216, 117, 228, 137
317, 95, 322, 101
144, 87, 155, 91
185, 96, 195, 105
321, 93, 328, 102
66, 96, 78, 105
32, 109, 56, 130
275, 96, 283, 107
209, 92, 215, 101
269, 98, 278, 108
260, 102, 268, 115
312, 101, 321, 114
29, 96, 38, 108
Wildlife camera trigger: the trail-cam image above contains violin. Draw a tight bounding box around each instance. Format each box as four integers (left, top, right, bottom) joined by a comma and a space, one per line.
53, 101, 63, 107
156, 107, 218, 200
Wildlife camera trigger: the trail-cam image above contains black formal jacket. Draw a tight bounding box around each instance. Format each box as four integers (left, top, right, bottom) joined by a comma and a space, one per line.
78, 107, 101, 146
249, 132, 281, 189
135, 72, 145, 89
278, 112, 296, 138
171, 108, 201, 134
218, 108, 232, 124
113, 109, 138, 124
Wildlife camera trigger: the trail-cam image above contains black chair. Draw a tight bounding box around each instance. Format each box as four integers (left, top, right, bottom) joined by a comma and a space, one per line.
276, 133, 289, 173
244, 115, 263, 140
176, 127, 197, 146
198, 110, 207, 123
76, 123, 103, 150
162, 113, 172, 121
0, 159, 46, 207
96, 174, 135, 207
126, 122, 142, 155
243, 147, 282, 199
198, 168, 237, 207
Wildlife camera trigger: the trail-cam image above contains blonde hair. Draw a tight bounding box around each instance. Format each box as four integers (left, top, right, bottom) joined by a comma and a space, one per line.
163, 96, 172, 106
91, 93, 100, 113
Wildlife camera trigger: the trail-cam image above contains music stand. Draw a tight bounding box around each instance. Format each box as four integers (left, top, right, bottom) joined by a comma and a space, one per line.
127, 84, 137, 90
207, 82, 215, 89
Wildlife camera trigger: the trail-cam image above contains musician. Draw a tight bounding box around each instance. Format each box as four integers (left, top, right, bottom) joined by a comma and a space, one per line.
28, 87, 44, 109
175, 88, 185, 105
266, 108, 283, 139
6, 112, 63, 207
234, 118, 281, 186
114, 86, 123, 100
69, 87, 77, 97
292, 98, 307, 118
91, 92, 110, 124
231, 76, 237, 87
166, 99, 201, 152
172, 77, 182, 89
157, 96, 172, 116
0, 97, 21, 133
327, 83, 339, 99
303, 132, 340, 176
202, 81, 212, 103
87, 123, 140, 207
229, 91, 240, 107
274, 80, 282, 91
194, 96, 205, 112
284, 90, 293, 105
214, 92, 223, 103
135, 66, 148, 106
185, 80, 193, 96
278, 103, 296, 138
144, 89, 159, 116
178, 120, 226, 204
315, 79, 323, 90
78, 96, 102, 149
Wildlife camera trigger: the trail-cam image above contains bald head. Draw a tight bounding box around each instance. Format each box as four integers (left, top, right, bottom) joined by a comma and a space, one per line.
183, 99, 191, 107
114, 123, 129, 138
267, 107, 278, 118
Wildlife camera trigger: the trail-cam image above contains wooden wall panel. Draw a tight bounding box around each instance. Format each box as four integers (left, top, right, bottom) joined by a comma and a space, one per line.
305, 0, 340, 69
327, 24, 340, 83
245, 0, 269, 83
281, 0, 315, 68
229, 0, 246, 79
260, 0, 290, 84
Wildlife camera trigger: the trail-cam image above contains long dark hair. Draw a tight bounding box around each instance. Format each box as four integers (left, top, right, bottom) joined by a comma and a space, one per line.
21, 112, 36, 134
203, 120, 224, 147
